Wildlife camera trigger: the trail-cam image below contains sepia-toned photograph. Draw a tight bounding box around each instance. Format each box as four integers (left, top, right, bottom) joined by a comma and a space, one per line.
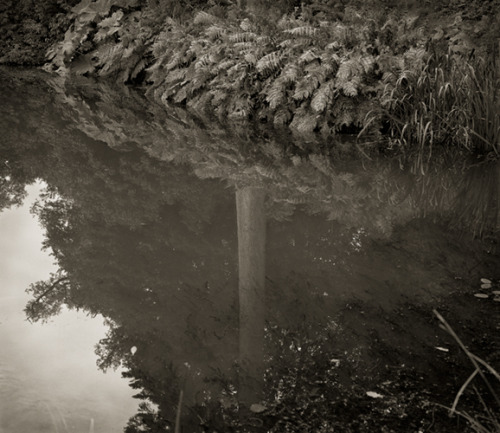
1, 0, 499, 431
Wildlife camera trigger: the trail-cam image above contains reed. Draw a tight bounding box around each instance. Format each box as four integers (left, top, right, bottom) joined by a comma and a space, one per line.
434, 310, 500, 433
384, 48, 500, 174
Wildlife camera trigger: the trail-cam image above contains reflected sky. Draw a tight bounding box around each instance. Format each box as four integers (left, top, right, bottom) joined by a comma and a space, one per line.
0, 183, 137, 433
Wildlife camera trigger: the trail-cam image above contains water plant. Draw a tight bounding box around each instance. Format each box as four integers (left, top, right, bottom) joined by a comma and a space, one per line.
434, 309, 500, 433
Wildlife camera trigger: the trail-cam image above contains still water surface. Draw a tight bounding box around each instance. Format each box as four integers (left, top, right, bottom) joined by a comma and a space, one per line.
0, 67, 498, 432
0, 184, 137, 432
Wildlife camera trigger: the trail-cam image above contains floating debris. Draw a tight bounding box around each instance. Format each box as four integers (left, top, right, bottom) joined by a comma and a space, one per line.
250, 403, 267, 413
435, 346, 449, 352
366, 391, 384, 399
130, 346, 137, 355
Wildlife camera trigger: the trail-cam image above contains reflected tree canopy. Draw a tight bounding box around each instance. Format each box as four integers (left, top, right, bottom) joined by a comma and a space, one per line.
1, 67, 499, 432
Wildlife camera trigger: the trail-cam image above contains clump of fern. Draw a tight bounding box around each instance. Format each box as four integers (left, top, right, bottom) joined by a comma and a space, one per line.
44, 0, 436, 135
145, 4, 433, 134
44, 0, 151, 82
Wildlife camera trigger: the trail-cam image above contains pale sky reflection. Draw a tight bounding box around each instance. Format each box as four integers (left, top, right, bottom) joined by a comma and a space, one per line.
0, 183, 137, 433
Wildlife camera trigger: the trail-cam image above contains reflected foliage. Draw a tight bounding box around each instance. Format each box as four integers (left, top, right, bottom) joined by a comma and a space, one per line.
25, 272, 71, 323
0, 67, 498, 431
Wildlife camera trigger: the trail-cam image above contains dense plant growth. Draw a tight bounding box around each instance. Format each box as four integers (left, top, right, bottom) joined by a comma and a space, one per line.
0, 0, 80, 65
38, 0, 500, 155
381, 48, 500, 175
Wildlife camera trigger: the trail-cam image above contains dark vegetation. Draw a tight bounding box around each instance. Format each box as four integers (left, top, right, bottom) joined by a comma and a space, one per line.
1, 0, 499, 431
1, 58, 499, 432
1, 0, 499, 158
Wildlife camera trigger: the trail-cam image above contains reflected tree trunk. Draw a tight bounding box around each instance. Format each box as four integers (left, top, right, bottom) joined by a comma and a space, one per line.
236, 187, 266, 405
497, 162, 500, 231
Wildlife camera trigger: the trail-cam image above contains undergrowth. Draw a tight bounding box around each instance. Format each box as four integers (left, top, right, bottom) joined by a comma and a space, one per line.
380, 47, 500, 174
40, 0, 500, 156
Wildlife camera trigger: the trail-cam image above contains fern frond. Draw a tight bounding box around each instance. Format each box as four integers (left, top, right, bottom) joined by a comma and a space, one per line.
293, 66, 324, 101
266, 79, 286, 110
151, 31, 172, 59
293, 80, 313, 101
216, 59, 236, 73
279, 39, 295, 49
164, 67, 187, 85
280, 64, 300, 84
337, 58, 364, 83
94, 43, 122, 73
210, 89, 229, 105
304, 62, 327, 81
190, 69, 213, 92
94, 10, 123, 42
257, 51, 284, 74
244, 52, 258, 65
130, 58, 146, 80
330, 24, 353, 46
256, 35, 272, 45
205, 25, 226, 41
233, 41, 255, 51
165, 52, 183, 71
193, 11, 218, 25
290, 108, 318, 133
273, 108, 292, 125
341, 79, 360, 97
403, 47, 427, 68
299, 50, 320, 64
283, 26, 319, 38
311, 82, 335, 113
320, 52, 340, 75
195, 53, 217, 70
188, 39, 209, 57
360, 56, 375, 74
229, 32, 257, 43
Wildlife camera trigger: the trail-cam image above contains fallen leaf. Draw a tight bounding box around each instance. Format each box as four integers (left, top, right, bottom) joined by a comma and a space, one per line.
481, 283, 492, 289
481, 278, 492, 284
474, 293, 489, 299
366, 391, 384, 399
130, 346, 137, 355
492, 291, 500, 295
250, 403, 267, 413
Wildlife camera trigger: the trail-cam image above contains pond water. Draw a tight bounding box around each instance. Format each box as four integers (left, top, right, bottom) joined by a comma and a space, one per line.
0, 184, 137, 432
0, 67, 499, 432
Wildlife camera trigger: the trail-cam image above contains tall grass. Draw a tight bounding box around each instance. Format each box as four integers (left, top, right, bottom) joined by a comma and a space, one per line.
434, 310, 500, 433
383, 47, 500, 175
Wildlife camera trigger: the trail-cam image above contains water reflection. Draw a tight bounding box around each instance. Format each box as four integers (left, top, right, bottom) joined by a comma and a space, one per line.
0, 185, 137, 433
0, 67, 499, 432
